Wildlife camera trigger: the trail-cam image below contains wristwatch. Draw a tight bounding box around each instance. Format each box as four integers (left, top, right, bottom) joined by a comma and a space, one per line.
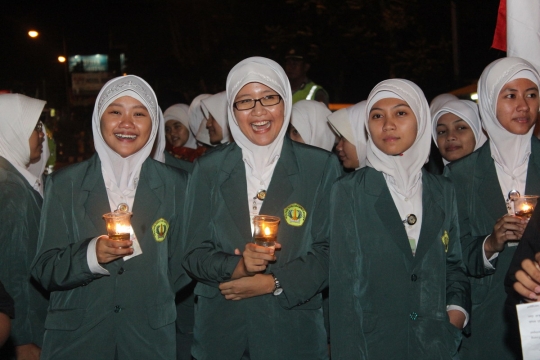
271, 273, 283, 296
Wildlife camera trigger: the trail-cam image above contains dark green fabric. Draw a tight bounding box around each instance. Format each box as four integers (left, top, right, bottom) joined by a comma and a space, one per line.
31, 154, 191, 360
444, 138, 540, 359
329, 167, 470, 360
0, 157, 48, 348
182, 138, 341, 360
164, 150, 195, 173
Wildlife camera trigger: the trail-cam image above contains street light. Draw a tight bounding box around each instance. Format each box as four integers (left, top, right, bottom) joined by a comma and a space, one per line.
28, 30, 39, 38
58, 56, 66, 63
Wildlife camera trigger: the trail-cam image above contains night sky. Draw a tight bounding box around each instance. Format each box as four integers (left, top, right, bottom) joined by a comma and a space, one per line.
1, 0, 503, 110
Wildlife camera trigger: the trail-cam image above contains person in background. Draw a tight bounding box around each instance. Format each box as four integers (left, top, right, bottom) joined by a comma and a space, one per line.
31, 75, 191, 360
0, 281, 13, 349
289, 100, 335, 151
285, 47, 329, 106
164, 103, 206, 163
201, 92, 232, 146
0, 94, 50, 360
328, 101, 368, 171
444, 57, 540, 359
430, 93, 459, 118
330, 79, 470, 359
432, 100, 487, 164
188, 94, 213, 148
182, 56, 341, 360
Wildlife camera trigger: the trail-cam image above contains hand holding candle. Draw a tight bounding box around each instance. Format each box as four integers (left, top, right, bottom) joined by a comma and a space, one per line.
238, 215, 281, 275
97, 211, 134, 264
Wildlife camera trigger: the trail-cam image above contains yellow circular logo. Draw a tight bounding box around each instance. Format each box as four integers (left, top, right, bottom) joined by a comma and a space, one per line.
152, 218, 169, 242
284, 203, 307, 227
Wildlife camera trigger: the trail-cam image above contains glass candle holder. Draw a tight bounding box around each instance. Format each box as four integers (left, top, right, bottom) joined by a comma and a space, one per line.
103, 211, 132, 240
514, 196, 539, 219
252, 215, 280, 248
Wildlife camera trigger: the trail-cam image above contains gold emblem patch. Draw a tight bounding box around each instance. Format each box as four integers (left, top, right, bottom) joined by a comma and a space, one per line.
152, 218, 169, 242
284, 203, 307, 227
441, 230, 449, 253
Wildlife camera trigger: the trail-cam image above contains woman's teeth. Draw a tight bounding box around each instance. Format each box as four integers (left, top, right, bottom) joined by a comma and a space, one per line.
251, 121, 270, 131
115, 133, 137, 140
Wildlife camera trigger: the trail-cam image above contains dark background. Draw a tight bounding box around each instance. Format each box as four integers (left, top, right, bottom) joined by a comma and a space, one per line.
0, 0, 503, 161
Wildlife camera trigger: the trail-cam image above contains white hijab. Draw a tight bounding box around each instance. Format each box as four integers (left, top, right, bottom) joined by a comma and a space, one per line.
93, 75, 164, 210
164, 103, 197, 149
365, 79, 431, 198
188, 94, 212, 146
226, 56, 292, 183
201, 91, 230, 144
0, 94, 46, 194
432, 99, 487, 164
429, 93, 458, 118
291, 100, 334, 151
327, 101, 368, 169
478, 57, 540, 176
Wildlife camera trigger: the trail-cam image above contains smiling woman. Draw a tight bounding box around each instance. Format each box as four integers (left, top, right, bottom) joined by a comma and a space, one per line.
31, 75, 193, 360
182, 57, 341, 360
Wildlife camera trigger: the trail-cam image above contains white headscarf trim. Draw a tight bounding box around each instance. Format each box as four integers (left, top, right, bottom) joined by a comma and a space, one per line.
327, 101, 368, 169
201, 92, 230, 144
188, 94, 212, 146
92, 75, 164, 197
226, 57, 292, 182
478, 57, 540, 177
365, 79, 431, 198
432, 99, 487, 164
164, 103, 197, 149
291, 100, 334, 151
429, 93, 459, 118
0, 94, 46, 192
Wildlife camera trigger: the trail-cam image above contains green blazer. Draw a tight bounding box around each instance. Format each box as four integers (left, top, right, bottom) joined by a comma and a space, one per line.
182, 138, 341, 360
164, 150, 195, 173
329, 167, 470, 360
444, 138, 540, 359
0, 157, 48, 348
31, 154, 191, 360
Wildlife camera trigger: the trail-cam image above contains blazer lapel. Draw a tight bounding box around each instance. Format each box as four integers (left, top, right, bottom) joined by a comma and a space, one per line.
80, 155, 111, 235
475, 144, 506, 223
131, 159, 162, 240
369, 170, 415, 262
414, 172, 444, 261
526, 139, 540, 196
220, 145, 252, 242
259, 138, 296, 218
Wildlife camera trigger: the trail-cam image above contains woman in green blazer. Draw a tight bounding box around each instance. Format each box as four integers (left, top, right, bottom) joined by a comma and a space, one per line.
182, 57, 341, 360
0, 94, 49, 359
330, 79, 471, 360
445, 57, 540, 359
32, 75, 191, 360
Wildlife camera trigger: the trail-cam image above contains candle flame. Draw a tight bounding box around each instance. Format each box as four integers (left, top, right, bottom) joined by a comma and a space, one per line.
264, 227, 271, 236
521, 203, 532, 212
115, 224, 131, 234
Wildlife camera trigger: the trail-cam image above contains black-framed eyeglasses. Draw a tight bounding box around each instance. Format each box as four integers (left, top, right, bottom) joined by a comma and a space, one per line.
34, 121, 43, 133
233, 95, 282, 111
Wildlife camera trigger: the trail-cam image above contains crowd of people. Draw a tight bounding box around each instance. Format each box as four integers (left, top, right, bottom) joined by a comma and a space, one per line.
1, 52, 540, 360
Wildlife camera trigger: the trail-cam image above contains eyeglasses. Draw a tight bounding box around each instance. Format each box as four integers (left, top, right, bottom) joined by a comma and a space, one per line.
233, 95, 282, 111
34, 121, 43, 133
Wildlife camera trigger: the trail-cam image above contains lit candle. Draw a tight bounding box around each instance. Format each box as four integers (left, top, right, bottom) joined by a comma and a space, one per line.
103, 211, 133, 240
252, 215, 280, 248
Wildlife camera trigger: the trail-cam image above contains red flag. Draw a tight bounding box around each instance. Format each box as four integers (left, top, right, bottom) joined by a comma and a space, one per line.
492, 0, 507, 51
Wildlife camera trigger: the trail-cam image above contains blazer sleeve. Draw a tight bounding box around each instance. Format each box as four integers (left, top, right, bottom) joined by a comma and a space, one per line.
270, 155, 342, 309
182, 162, 241, 286
328, 178, 367, 359
0, 183, 33, 345
445, 182, 472, 317
444, 165, 495, 277
31, 176, 101, 292
167, 174, 192, 293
